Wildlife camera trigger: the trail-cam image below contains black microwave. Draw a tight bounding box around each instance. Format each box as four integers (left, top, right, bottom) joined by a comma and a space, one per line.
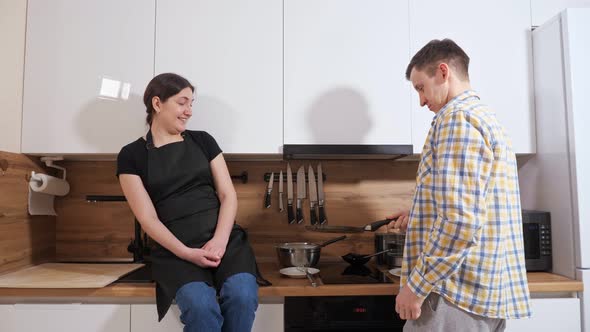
522, 210, 552, 272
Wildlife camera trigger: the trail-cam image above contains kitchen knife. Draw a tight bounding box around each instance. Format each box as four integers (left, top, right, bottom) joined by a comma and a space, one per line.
287, 163, 295, 224
308, 165, 319, 225
317, 163, 327, 225
264, 172, 274, 209
305, 218, 396, 233
278, 170, 284, 212
296, 165, 306, 224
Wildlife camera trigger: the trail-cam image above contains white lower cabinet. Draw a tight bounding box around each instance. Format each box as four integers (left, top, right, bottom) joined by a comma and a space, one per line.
505, 298, 581, 331
0, 305, 16, 331
130, 304, 183, 332
0, 301, 284, 332
0, 304, 130, 332
130, 302, 284, 332
2, 298, 573, 331
252, 302, 284, 332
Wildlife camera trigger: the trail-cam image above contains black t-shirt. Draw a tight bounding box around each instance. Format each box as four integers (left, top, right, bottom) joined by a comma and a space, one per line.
116, 130, 222, 184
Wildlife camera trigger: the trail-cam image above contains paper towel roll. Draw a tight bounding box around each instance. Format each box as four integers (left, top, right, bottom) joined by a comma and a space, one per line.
29, 173, 70, 196
28, 173, 70, 216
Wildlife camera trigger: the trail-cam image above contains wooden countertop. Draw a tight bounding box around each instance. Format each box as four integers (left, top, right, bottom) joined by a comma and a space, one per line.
0, 262, 582, 299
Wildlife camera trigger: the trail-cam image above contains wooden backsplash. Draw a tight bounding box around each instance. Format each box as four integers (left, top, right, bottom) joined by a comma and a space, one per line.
55, 159, 418, 262
0, 152, 55, 274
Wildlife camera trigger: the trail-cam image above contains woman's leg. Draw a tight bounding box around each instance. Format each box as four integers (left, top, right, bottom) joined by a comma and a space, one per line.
175, 281, 222, 332
219, 273, 259, 332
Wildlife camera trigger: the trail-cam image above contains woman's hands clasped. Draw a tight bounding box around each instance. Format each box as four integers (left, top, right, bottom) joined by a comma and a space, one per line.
202, 236, 228, 260
180, 236, 229, 268
182, 247, 221, 268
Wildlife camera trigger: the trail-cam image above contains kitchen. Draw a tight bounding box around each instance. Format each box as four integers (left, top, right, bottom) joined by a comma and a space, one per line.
1, 0, 589, 331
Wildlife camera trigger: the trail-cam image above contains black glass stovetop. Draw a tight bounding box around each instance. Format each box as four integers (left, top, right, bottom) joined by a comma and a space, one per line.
318, 263, 394, 285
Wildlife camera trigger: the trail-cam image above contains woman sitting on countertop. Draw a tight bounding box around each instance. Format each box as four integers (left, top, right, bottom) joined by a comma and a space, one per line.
117, 73, 261, 332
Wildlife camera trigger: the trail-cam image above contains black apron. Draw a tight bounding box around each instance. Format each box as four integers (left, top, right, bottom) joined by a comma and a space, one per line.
144, 130, 263, 321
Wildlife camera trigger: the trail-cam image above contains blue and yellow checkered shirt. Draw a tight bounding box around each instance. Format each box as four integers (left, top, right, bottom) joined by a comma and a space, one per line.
401, 90, 532, 319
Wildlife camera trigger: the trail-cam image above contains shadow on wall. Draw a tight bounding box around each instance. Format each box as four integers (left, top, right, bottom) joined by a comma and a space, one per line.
76, 94, 147, 151
190, 94, 237, 150
306, 87, 372, 144
303, 87, 374, 227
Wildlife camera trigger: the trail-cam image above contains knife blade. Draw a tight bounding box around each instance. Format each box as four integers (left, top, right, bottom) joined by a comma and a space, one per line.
286, 163, 295, 224
308, 165, 318, 225
278, 170, 284, 212
264, 172, 274, 208
317, 163, 327, 225
296, 165, 306, 224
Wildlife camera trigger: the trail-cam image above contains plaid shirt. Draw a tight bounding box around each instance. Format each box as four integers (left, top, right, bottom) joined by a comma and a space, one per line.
401, 90, 532, 319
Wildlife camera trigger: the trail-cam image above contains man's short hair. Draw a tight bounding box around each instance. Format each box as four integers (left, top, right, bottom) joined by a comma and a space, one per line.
405, 39, 470, 81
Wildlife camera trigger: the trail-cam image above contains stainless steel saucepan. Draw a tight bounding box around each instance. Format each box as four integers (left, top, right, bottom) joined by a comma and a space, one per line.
275, 235, 346, 268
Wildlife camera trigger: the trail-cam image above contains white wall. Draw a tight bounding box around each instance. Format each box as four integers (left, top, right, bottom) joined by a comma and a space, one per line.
0, 0, 27, 153
532, 0, 590, 26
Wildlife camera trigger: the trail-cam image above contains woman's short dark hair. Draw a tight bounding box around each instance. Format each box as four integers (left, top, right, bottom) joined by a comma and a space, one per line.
143, 73, 194, 125
405, 39, 470, 81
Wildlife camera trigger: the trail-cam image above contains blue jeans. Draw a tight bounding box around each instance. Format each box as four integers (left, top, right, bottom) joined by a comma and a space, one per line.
175, 273, 259, 332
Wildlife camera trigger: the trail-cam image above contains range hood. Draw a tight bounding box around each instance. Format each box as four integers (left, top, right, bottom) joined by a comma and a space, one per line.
283, 144, 413, 160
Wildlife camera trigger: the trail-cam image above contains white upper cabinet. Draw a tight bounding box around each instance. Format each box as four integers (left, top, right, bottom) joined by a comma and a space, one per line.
284, 0, 412, 146
409, 0, 535, 154
22, 0, 155, 154
531, 0, 590, 26
155, 0, 283, 154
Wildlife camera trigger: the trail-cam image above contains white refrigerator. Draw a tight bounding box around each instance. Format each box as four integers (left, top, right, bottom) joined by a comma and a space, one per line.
526, 7, 590, 331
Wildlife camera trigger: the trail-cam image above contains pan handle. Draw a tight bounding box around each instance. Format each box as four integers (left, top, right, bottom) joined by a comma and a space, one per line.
364, 218, 397, 231
364, 248, 393, 258
318, 235, 346, 248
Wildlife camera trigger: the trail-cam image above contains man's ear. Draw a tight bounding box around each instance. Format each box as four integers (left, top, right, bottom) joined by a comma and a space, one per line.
439, 63, 450, 80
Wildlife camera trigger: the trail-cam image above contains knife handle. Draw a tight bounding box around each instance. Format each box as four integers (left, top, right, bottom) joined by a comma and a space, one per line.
296, 199, 304, 224
318, 204, 327, 225
310, 205, 318, 225
279, 192, 284, 212
287, 201, 295, 224
264, 189, 271, 209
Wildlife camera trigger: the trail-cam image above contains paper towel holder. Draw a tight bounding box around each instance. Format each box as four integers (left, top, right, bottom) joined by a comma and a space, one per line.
40, 156, 67, 180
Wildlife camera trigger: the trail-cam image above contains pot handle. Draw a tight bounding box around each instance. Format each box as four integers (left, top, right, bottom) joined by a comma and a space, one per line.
318, 235, 346, 248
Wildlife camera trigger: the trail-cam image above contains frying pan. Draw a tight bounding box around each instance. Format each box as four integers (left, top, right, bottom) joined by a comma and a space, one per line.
305, 218, 395, 233
342, 248, 393, 266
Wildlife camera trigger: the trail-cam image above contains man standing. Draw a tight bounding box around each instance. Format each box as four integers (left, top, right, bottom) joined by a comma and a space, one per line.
388, 39, 532, 331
